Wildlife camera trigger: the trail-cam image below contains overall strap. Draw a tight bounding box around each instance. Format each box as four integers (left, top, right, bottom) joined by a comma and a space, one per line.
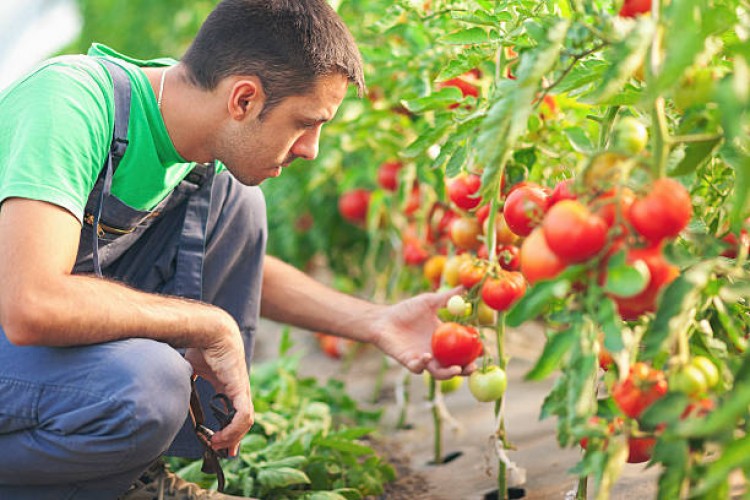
92, 58, 132, 276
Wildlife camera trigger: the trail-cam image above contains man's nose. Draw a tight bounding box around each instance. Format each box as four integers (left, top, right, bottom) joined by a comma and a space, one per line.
291, 128, 321, 161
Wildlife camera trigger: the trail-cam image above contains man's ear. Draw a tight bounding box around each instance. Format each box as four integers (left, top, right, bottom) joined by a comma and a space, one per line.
227, 76, 265, 120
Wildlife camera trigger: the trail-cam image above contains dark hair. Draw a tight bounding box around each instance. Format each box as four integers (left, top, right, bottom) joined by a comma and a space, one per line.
181, 0, 365, 117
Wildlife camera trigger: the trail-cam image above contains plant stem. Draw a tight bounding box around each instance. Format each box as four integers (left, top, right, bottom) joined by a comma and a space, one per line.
651, 96, 670, 178
576, 475, 588, 499
428, 375, 443, 464
495, 313, 508, 499
598, 106, 620, 150
395, 369, 411, 429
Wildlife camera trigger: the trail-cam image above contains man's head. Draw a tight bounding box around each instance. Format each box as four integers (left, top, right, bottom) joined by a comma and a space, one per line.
182, 0, 365, 119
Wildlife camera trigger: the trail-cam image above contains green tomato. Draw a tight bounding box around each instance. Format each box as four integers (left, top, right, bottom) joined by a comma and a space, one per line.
612, 117, 648, 155
691, 356, 720, 389
446, 295, 471, 317
669, 365, 708, 397
468, 365, 508, 402
422, 373, 465, 394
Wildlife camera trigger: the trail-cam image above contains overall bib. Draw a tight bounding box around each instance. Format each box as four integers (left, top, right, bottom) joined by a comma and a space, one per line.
0, 59, 267, 499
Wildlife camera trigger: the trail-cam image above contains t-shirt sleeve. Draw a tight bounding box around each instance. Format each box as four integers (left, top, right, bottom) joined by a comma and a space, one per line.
0, 61, 112, 222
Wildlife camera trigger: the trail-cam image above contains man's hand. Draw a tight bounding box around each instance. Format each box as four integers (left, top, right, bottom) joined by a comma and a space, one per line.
367, 287, 476, 380
184, 317, 254, 457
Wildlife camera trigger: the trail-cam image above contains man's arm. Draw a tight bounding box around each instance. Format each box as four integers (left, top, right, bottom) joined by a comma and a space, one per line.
0, 198, 252, 454
260, 255, 469, 379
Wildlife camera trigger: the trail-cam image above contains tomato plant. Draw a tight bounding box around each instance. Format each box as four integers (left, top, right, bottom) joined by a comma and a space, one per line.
627, 179, 693, 243
431, 322, 483, 368
542, 199, 609, 264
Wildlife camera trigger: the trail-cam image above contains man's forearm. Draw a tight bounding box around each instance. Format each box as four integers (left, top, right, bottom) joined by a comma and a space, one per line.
4, 272, 235, 349
260, 255, 384, 343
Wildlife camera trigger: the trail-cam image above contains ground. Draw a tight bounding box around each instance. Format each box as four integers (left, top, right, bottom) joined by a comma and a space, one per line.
252, 318, 662, 500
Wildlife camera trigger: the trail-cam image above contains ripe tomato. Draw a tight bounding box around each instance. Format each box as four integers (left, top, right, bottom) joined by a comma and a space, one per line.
458, 259, 486, 289
377, 160, 402, 191
548, 179, 577, 207
475, 204, 491, 226
498, 244, 521, 271
627, 178, 692, 243
403, 238, 430, 266
468, 365, 508, 402
542, 200, 609, 264
520, 227, 567, 285
599, 348, 615, 371
612, 362, 668, 419
612, 117, 648, 155
503, 185, 550, 237
627, 436, 656, 463
619, 0, 651, 17
403, 182, 422, 216
447, 174, 482, 210
315, 333, 353, 359
431, 322, 483, 367
610, 244, 679, 320
450, 216, 482, 250
480, 272, 527, 312
438, 74, 480, 98
338, 189, 370, 224
423, 255, 447, 288
483, 212, 519, 245
595, 187, 636, 230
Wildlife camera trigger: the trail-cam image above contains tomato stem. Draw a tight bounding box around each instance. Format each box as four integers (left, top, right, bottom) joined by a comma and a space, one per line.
494, 312, 509, 498
428, 375, 443, 464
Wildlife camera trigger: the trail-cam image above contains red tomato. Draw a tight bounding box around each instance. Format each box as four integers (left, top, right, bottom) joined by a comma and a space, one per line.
480, 272, 527, 312
447, 174, 482, 210
520, 227, 567, 285
627, 178, 692, 243
403, 238, 430, 266
458, 259, 486, 289
610, 244, 679, 320
404, 183, 422, 216
595, 187, 636, 230
548, 179, 577, 207
612, 362, 668, 419
475, 204, 491, 226
503, 185, 550, 237
431, 322, 483, 367
542, 200, 609, 263
438, 75, 479, 98
377, 160, 402, 191
627, 436, 656, 464
619, 0, 651, 17
599, 348, 615, 371
338, 189, 371, 224
315, 333, 353, 359
498, 244, 521, 271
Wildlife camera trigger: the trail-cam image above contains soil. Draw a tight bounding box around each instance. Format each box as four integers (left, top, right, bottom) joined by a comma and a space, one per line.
252, 318, 663, 500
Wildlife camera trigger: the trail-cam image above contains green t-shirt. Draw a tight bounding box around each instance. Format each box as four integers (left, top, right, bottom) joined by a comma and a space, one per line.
0, 43, 204, 222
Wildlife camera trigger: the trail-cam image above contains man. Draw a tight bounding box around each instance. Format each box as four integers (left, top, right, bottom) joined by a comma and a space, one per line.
0, 0, 469, 498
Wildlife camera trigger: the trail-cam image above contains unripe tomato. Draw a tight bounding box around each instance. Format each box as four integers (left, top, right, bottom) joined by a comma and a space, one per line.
446, 295, 470, 317
503, 185, 550, 237
443, 254, 471, 287
338, 189, 370, 224
583, 152, 627, 190
520, 227, 567, 285
377, 161, 402, 191
423, 255, 447, 287
468, 365, 508, 402
423, 372, 464, 394
673, 67, 718, 111
691, 356, 720, 389
542, 200, 609, 264
447, 174, 482, 210
612, 117, 648, 155
450, 216, 482, 250
669, 364, 708, 397
476, 300, 497, 326
627, 178, 692, 243
431, 322, 483, 367
480, 272, 526, 312
619, 0, 651, 17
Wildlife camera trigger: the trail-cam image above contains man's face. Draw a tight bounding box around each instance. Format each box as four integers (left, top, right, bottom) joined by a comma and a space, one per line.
215, 73, 349, 186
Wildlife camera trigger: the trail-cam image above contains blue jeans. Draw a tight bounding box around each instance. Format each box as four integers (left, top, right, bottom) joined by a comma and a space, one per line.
0, 171, 267, 499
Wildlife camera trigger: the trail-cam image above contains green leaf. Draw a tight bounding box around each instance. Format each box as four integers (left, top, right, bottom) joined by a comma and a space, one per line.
257, 467, 311, 489
445, 141, 469, 178
258, 456, 309, 469
401, 121, 455, 159
438, 27, 489, 45
401, 87, 463, 114
316, 436, 375, 455
564, 127, 595, 154
692, 435, 750, 496
525, 326, 579, 381
506, 278, 571, 327
583, 18, 654, 104
669, 137, 722, 176
602, 254, 650, 298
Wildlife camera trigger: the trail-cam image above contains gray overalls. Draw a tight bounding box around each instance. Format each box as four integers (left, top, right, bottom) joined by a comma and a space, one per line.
0, 58, 267, 499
